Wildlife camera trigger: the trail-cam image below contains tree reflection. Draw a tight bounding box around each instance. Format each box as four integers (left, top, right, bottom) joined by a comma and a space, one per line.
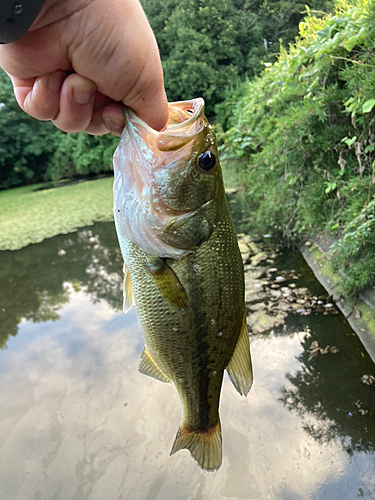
0, 221, 123, 349
279, 315, 375, 454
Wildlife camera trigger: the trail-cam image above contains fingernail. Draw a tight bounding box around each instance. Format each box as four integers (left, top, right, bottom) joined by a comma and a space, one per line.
72, 85, 95, 104
47, 72, 63, 93
103, 114, 124, 135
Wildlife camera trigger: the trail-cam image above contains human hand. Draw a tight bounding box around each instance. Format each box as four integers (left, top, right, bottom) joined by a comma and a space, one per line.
0, 0, 168, 135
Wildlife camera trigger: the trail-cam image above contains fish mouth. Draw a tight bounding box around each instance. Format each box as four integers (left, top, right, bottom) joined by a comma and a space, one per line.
158, 98, 205, 152
121, 98, 206, 199
162, 98, 205, 130
124, 98, 206, 153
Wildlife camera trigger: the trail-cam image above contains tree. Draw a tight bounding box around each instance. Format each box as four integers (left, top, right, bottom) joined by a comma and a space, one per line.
233, 0, 334, 76
0, 70, 56, 189
143, 0, 242, 114
142, 0, 334, 111
0, 70, 118, 188
48, 132, 117, 181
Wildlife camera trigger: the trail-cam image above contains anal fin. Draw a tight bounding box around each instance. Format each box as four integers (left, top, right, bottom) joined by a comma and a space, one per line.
170, 419, 222, 471
226, 314, 253, 396
138, 346, 171, 384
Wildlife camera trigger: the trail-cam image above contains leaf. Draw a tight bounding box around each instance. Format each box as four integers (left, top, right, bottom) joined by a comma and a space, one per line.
362, 99, 375, 114
325, 182, 337, 194
364, 145, 375, 154
342, 136, 357, 147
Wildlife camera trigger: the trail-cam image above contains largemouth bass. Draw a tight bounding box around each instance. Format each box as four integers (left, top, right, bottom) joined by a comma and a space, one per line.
113, 98, 253, 471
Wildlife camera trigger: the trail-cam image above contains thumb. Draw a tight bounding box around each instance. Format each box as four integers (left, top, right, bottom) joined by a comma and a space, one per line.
128, 84, 169, 132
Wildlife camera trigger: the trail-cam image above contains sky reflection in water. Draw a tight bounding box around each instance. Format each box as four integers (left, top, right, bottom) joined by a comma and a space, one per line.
0, 221, 374, 500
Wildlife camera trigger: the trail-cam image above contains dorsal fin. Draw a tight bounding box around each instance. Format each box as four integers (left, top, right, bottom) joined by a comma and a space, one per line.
226, 315, 253, 396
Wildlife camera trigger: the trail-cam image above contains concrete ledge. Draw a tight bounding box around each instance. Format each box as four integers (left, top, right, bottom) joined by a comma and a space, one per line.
300, 241, 375, 364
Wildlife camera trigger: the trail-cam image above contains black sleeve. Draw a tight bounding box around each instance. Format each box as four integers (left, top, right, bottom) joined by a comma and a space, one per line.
0, 0, 47, 44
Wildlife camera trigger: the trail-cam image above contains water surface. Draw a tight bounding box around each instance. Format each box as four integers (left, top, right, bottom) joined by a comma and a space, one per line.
0, 222, 374, 500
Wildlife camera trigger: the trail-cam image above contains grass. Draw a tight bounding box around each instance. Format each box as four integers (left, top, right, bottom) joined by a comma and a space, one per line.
0, 176, 114, 251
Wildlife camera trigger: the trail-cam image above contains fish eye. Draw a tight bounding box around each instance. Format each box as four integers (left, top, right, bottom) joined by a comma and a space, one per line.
198, 150, 216, 172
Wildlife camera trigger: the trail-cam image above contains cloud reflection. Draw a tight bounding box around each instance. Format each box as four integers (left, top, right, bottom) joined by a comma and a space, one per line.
1, 300, 375, 499
0, 222, 123, 349
1, 221, 375, 499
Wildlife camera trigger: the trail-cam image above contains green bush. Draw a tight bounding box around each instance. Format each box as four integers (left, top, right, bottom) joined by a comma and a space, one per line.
220, 0, 375, 293
47, 132, 117, 181
331, 196, 375, 294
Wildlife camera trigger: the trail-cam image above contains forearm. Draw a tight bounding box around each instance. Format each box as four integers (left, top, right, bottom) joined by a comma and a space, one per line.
0, 0, 46, 43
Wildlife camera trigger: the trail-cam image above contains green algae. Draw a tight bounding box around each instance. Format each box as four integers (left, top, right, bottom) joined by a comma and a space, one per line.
0, 176, 114, 251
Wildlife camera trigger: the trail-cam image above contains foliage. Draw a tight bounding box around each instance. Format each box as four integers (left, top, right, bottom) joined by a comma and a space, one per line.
232, 0, 333, 76
142, 0, 333, 113
0, 70, 56, 189
331, 197, 375, 293
0, 69, 118, 188
0, 0, 334, 189
144, 0, 242, 114
47, 132, 117, 181
220, 0, 375, 293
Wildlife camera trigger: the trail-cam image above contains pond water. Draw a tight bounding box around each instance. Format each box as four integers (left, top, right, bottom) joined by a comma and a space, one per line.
1, 221, 375, 500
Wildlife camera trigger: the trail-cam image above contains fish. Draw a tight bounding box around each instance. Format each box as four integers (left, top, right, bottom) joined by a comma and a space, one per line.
113, 98, 253, 471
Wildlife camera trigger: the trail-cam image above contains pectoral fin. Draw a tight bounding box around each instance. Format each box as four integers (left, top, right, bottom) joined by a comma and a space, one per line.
123, 264, 134, 313
138, 346, 171, 383
226, 315, 253, 396
145, 258, 188, 309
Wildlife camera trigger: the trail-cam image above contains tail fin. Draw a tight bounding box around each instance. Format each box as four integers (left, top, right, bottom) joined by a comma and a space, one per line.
170, 420, 222, 471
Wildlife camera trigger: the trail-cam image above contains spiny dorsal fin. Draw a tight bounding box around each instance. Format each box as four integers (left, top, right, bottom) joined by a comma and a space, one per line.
226, 315, 253, 396
145, 258, 188, 309
170, 419, 222, 471
138, 346, 171, 384
123, 264, 134, 313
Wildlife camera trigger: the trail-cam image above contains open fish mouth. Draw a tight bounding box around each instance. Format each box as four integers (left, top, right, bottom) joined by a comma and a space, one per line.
113, 98, 208, 259
157, 98, 205, 152
121, 97, 206, 155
